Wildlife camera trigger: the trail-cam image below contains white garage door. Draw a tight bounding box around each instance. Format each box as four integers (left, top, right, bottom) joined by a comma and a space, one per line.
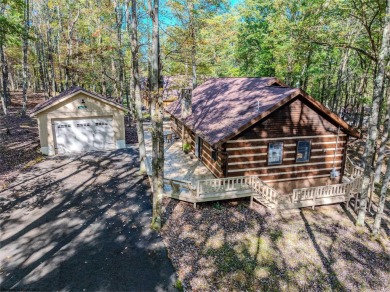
54, 118, 115, 154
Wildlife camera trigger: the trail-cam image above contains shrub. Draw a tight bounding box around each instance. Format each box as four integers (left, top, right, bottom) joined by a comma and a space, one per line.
183, 143, 191, 153
174, 280, 184, 291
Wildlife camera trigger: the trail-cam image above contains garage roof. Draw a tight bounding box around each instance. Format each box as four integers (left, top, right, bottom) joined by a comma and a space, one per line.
31, 86, 127, 116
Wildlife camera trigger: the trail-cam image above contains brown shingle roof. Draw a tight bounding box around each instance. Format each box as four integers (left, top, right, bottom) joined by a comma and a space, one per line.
31, 86, 126, 116
166, 77, 360, 146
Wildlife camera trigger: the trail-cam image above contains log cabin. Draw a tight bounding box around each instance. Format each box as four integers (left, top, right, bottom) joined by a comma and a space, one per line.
165, 77, 361, 193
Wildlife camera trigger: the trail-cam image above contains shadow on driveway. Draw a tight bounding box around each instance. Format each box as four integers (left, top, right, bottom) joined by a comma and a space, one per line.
0, 148, 177, 291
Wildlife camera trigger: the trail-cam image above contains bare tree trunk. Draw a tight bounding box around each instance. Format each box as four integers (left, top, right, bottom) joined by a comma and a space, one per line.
129, 0, 146, 173
65, 7, 80, 88
331, 49, 349, 113
36, 39, 47, 94
373, 154, 390, 234
21, 0, 30, 116
0, 44, 8, 115
46, 28, 57, 96
301, 49, 312, 90
148, 0, 164, 231
374, 92, 390, 183
357, 0, 390, 226
9, 68, 14, 91
115, 1, 124, 101
57, 6, 64, 91
189, 2, 197, 89
127, 0, 147, 173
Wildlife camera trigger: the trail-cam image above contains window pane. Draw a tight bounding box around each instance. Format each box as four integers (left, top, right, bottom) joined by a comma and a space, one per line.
296, 141, 311, 162
268, 142, 283, 165
211, 149, 217, 161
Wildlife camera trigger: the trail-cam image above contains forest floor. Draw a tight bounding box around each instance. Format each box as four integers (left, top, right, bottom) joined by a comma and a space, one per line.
0, 92, 138, 191
161, 198, 389, 291
0, 92, 46, 190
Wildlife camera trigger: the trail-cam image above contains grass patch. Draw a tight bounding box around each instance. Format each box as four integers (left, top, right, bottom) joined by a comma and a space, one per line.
22, 155, 44, 170
212, 202, 223, 210
173, 279, 183, 291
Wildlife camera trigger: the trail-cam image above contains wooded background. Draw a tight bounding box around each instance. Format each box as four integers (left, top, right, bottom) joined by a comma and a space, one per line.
1, 0, 387, 118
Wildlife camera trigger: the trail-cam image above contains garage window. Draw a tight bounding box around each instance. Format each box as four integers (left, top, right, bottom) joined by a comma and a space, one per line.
77, 123, 91, 127
57, 124, 71, 129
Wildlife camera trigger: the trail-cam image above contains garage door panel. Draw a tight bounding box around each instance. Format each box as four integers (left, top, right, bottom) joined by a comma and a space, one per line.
93, 121, 115, 150
54, 118, 115, 154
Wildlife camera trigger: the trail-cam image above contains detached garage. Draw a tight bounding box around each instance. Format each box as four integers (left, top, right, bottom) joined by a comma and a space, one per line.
31, 86, 127, 155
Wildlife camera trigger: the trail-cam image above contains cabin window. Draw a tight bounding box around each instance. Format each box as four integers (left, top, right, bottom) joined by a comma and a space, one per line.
268, 142, 283, 165
211, 149, 217, 161
296, 140, 311, 162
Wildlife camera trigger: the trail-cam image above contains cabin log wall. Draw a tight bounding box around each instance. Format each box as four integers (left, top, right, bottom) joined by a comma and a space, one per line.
224, 97, 349, 191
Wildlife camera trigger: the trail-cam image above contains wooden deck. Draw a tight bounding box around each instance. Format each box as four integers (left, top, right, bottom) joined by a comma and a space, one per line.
145, 154, 364, 211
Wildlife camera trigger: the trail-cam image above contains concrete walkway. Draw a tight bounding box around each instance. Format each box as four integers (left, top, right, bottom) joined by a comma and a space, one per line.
144, 130, 214, 184
0, 148, 176, 291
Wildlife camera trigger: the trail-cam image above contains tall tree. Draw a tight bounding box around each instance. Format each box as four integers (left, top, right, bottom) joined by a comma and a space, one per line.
148, 0, 164, 230
21, 0, 29, 115
0, 43, 8, 116
357, 0, 390, 226
127, 0, 147, 173
374, 88, 390, 183
373, 156, 390, 234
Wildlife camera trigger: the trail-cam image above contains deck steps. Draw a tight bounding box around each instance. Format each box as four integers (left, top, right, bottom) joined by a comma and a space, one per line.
253, 195, 277, 209
164, 189, 254, 203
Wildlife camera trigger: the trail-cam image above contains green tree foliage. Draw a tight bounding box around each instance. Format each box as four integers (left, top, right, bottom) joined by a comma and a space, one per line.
235, 0, 386, 110
162, 0, 231, 81
0, 0, 24, 45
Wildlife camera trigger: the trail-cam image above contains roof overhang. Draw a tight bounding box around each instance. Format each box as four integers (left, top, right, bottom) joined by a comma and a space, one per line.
214, 89, 361, 147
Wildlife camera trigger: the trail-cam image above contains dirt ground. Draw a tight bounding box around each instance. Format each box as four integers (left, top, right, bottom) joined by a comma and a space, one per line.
0, 92, 138, 191
161, 198, 390, 291
0, 92, 46, 190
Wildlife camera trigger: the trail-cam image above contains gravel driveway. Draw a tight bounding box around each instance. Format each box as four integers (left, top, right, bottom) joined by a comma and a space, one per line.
0, 148, 176, 291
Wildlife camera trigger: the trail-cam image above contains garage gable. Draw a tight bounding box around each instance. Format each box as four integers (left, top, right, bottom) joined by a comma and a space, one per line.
42, 92, 122, 116
31, 86, 126, 116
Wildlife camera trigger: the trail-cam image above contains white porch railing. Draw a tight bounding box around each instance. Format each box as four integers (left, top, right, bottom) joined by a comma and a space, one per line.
195, 175, 280, 207
196, 176, 254, 197
149, 153, 365, 210
345, 156, 364, 178
289, 158, 364, 208
291, 178, 362, 204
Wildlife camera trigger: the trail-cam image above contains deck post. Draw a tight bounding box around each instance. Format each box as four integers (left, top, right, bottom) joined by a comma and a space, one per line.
249, 195, 253, 208
312, 190, 317, 210
367, 174, 375, 213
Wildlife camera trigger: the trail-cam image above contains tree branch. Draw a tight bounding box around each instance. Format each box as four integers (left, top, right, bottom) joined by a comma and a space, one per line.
313, 40, 377, 62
